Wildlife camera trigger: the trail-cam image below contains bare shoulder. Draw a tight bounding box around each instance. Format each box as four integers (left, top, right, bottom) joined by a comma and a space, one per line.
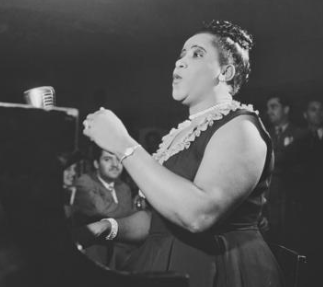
193, 114, 268, 226
195, 113, 267, 192
209, 114, 266, 153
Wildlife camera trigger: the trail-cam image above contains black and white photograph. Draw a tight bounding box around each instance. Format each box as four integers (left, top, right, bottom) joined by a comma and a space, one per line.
0, 1, 322, 286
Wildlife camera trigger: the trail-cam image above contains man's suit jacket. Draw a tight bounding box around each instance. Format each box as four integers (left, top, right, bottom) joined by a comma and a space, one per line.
268, 123, 306, 174
72, 172, 136, 267
264, 123, 306, 242
72, 172, 135, 226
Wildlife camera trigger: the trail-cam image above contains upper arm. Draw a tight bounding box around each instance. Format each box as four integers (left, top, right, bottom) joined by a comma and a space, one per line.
193, 115, 267, 228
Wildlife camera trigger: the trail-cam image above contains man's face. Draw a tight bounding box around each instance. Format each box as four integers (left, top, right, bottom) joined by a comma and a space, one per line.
304, 101, 323, 127
95, 150, 123, 182
266, 97, 289, 126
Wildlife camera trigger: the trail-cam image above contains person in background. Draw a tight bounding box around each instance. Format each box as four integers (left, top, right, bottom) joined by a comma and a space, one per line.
63, 163, 77, 190
288, 97, 323, 221
80, 20, 284, 287
265, 95, 304, 244
303, 98, 323, 143
266, 95, 304, 154
58, 151, 83, 217
62, 162, 77, 217
72, 144, 136, 269
284, 97, 323, 285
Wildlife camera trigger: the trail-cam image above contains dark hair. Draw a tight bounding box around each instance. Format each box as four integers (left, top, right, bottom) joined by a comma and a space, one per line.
91, 143, 103, 162
196, 20, 254, 95
304, 96, 323, 110
57, 150, 83, 169
266, 94, 291, 108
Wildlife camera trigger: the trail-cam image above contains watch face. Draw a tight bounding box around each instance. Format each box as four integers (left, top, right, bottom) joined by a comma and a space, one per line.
121, 145, 141, 163
125, 147, 133, 156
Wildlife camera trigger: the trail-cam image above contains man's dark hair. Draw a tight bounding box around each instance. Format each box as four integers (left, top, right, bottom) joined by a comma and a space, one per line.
304, 96, 323, 110
266, 94, 291, 108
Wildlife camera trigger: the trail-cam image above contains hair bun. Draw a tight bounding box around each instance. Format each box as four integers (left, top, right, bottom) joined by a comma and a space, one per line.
202, 20, 254, 51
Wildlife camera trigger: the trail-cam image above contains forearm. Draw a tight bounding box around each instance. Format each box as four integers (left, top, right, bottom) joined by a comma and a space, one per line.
116, 210, 151, 243
121, 145, 207, 231
73, 210, 151, 248
119, 117, 266, 233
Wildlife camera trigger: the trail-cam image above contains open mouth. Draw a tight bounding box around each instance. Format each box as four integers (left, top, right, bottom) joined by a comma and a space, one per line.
173, 73, 182, 83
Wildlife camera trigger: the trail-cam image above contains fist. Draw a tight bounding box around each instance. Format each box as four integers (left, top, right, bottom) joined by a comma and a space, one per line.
83, 108, 132, 156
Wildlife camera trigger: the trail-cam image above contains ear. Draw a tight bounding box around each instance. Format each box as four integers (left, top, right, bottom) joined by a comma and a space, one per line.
283, 106, 290, 115
220, 64, 236, 82
303, 112, 307, 120
93, 160, 99, 170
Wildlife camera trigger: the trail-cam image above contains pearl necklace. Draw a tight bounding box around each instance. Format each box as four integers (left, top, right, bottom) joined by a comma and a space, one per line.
189, 101, 232, 120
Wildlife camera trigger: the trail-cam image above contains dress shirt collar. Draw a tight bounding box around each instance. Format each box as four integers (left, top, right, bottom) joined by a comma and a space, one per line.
275, 122, 289, 134
97, 174, 118, 203
317, 127, 323, 140
97, 175, 115, 190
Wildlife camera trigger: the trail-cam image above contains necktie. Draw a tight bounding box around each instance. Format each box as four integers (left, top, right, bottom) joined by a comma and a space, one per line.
107, 185, 118, 204
312, 130, 321, 149
275, 127, 283, 144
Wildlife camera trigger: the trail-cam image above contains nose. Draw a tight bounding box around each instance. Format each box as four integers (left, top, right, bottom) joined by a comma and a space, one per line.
112, 157, 122, 169
175, 58, 187, 69
112, 157, 120, 167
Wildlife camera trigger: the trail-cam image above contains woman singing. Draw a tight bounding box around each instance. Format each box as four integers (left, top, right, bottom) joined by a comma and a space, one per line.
82, 20, 284, 287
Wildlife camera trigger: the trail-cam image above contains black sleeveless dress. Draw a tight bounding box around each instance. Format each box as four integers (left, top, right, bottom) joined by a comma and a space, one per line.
123, 107, 284, 287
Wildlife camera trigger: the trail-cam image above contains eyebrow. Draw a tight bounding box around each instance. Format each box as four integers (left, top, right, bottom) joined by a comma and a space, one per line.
102, 152, 115, 158
192, 45, 207, 52
181, 45, 207, 54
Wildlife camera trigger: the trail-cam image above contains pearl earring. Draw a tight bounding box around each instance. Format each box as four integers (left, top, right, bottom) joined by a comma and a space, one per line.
218, 74, 225, 82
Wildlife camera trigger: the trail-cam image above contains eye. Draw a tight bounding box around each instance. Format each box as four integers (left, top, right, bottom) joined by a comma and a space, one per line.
193, 49, 204, 58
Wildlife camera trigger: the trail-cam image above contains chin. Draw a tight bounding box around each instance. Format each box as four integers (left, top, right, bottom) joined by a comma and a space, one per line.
109, 173, 120, 180
172, 89, 187, 103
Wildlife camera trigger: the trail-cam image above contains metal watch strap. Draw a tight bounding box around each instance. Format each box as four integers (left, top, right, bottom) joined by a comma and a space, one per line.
120, 144, 141, 164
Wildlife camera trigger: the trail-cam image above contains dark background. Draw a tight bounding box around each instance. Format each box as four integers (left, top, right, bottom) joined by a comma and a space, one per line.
0, 0, 322, 137
0, 2, 321, 285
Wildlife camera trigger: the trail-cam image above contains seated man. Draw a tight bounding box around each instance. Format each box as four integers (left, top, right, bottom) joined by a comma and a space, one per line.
72, 144, 136, 269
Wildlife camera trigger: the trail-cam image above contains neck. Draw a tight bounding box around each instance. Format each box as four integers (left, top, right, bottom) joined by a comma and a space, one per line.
189, 92, 232, 117
308, 124, 323, 132
97, 173, 114, 185
276, 119, 289, 129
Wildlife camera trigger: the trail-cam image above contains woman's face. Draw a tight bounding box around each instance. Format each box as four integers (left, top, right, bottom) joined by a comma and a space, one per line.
63, 163, 77, 187
172, 33, 221, 105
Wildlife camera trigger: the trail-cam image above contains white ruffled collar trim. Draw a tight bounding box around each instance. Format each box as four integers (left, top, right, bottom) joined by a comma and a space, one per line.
152, 100, 257, 164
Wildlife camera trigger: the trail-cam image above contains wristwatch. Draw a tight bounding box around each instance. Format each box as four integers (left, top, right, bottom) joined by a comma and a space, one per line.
120, 144, 141, 164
